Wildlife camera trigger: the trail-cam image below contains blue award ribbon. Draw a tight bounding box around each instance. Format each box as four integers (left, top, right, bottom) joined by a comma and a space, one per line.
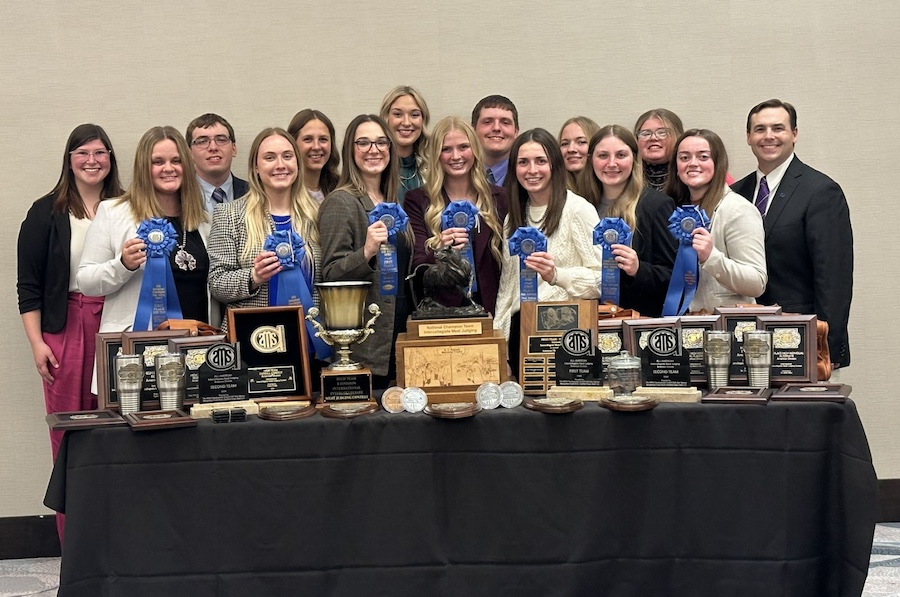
368, 203, 409, 296
508, 226, 548, 303
263, 231, 332, 360
132, 218, 182, 331
592, 218, 633, 307
662, 206, 711, 316
441, 200, 480, 292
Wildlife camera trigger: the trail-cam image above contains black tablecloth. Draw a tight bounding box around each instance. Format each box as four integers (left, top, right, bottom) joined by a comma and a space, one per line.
45, 400, 877, 597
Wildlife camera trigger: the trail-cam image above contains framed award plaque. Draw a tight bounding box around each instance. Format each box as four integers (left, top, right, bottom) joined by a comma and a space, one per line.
226, 306, 313, 402
596, 319, 626, 377
519, 299, 597, 396
756, 315, 817, 384
96, 332, 124, 410
622, 317, 689, 387
714, 306, 782, 383
121, 330, 191, 410
680, 315, 721, 386
168, 335, 227, 405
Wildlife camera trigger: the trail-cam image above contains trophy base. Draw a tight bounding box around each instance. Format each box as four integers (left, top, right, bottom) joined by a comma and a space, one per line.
319, 368, 373, 406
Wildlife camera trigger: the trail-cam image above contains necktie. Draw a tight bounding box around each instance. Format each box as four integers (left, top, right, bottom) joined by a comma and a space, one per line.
486, 168, 496, 185
212, 187, 227, 203
755, 177, 769, 216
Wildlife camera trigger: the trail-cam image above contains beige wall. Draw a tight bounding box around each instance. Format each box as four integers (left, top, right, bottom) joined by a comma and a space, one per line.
1, 1, 897, 516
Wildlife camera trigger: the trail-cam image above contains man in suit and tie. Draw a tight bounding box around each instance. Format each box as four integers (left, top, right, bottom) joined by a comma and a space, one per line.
186, 113, 249, 214
471, 95, 519, 186
733, 99, 853, 370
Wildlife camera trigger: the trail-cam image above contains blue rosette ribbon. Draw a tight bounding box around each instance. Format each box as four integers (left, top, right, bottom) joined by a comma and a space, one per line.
662, 206, 711, 316
441, 200, 480, 292
132, 217, 183, 330
592, 218, 633, 307
263, 230, 332, 360
369, 203, 409, 296
508, 226, 548, 303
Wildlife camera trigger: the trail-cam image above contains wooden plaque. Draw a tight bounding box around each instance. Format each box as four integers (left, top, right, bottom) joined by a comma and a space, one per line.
680, 315, 721, 386
96, 332, 124, 410
124, 409, 197, 430
714, 306, 783, 383
519, 300, 597, 396
770, 382, 851, 403
596, 319, 626, 377
405, 315, 493, 340
47, 409, 127, 430
756, 314, 817, 384
122, 330, 191, 410
622, 317, 681, 358
168, 335, 227, 406
702, 386, 771, 405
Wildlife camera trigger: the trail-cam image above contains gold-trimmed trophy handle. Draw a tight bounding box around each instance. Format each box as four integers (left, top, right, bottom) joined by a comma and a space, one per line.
305, 307, 335, 346
355, 303, 382, 345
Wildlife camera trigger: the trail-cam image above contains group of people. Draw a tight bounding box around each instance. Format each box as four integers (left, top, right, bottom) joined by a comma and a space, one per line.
18, 89, 854, 540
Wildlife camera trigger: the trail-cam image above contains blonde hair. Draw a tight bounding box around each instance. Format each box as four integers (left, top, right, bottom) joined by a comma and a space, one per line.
558, 116, 600, 195
119, 126, 206, 230
422, 116, 503, 265
379, 85, 430, 175
242, 128, 319, 263
580, 125, 645, 232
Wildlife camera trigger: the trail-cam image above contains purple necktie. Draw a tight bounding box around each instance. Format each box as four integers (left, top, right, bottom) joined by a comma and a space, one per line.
755, 177, 769, 216
212, 187, 227, 203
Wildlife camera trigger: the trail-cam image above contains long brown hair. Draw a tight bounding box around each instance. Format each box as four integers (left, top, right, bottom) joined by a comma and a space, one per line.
117, 126, 206, 231
666, 129, 730, 216
504, 128, 568, 238
50, 124, 124, 217
287, 109, 340, 196
579, 125, 645, 232
422, 116, 503, 264
558, 116, 600, 195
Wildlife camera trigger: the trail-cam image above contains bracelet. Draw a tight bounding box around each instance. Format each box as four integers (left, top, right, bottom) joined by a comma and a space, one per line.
549, 267, 558, 286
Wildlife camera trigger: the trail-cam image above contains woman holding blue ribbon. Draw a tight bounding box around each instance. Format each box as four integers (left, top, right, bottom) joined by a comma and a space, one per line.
494, 128, 604, 367
18, 123, 124, 543
318, 114, 412, 388
77, 126, 218, 335
666, 129, 766, 312
207, 128, 327, 362
580, 125, 677, 317
404, 116, 507, 315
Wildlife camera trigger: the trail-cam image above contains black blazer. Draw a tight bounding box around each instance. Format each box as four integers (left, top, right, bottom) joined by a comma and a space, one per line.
233, 175, 249, 199
619, 188, 678, 317
17, 193, 73, 333
732, 156, 853, 367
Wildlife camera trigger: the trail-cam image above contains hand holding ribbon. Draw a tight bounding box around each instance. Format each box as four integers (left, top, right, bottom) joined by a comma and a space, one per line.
509, 226, 548, 303
368, 202, 409, 296
662, 206, 711, 316
593, 217, 633, 306
132, 218, 182, 330
441, 200, 480, 291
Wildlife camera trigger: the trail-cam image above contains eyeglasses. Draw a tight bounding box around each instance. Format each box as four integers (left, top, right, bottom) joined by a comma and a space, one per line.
637, 128, 670, 140
354, 138, 391, 151
191, 135, 232, 148
70, 149, 110, 161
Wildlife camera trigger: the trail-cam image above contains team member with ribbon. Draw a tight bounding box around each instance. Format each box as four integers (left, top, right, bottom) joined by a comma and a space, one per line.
593, 218, 633, 306
494, 128, 604, 368
580, 125, 678, 316
318, 115, 412, 389
662, 205, 710, 315
207, 128, 330, 361
404, 116, 507, 315
665, 129, 766, 313
78, 126, 219, 340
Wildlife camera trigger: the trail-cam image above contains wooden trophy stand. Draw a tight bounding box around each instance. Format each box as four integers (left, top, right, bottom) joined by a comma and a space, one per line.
396, 315, 508, 404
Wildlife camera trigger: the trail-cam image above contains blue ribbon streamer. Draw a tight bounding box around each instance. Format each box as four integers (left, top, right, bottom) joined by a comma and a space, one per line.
592, 218, 633, 307
662, 206, 710, 316
509, 227, 548, 303
441, 200, 480, 292
132, 218, 182, 331
263, 231, 332, 360
369, 203, 408, 296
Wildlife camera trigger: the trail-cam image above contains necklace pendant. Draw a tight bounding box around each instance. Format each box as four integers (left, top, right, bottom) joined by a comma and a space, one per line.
175, 249, 196, 271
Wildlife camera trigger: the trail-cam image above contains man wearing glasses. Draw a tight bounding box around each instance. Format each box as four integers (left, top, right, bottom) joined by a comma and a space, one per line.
186, 113, 249, 214
732, 99, 853, 373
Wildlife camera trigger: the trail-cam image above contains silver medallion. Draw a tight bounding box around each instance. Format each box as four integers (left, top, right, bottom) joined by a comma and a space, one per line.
379, 214, 396, 229
400, 386, 428, 413
520, 239, 536, 255
499, 381, 524, 408
453, 211, 470, 228
476, 382, 502, 409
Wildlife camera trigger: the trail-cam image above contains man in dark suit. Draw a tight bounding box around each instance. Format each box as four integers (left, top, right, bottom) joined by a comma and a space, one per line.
733, 99, 853, 369
186, 113, 249, 214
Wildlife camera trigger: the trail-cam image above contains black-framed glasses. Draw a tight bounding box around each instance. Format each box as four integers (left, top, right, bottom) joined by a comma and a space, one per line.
637, 128, 670, 140
191, 135, 232, 147
354, 138, 391, 151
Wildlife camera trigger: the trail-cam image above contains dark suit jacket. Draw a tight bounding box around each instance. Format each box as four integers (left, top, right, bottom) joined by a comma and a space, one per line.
732, 156, 853, 367
619, 188, 678, 317
232, 175, 249, 199
403, 185, 508, 315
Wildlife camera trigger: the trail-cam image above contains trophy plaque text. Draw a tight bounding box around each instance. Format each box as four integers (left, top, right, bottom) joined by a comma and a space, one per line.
756, 314, 817, 384
623, 318, 690, 387
197, 343, 249, 403
554, 328, 603, 386
680, 315, 721, 386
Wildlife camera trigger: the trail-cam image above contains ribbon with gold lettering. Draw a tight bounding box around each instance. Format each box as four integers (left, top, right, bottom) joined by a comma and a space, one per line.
368, 202, 408, 296
593, 217, 632, 307
662, 206, 710, 316
441, 200, 480, 292
133, 218, 182, 330
508, 226, 548, 303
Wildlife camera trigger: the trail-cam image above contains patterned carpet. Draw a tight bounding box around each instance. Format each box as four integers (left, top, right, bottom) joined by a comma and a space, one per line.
1, 524, 899, 596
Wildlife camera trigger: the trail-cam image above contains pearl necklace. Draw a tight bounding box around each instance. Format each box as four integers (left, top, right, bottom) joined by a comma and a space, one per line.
526, 200, 547, 227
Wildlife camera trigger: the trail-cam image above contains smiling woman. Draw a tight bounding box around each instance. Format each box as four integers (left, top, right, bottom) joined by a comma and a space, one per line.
380, 86, 430, 204
558, 116, 599, 195
287, 109, 341, 203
